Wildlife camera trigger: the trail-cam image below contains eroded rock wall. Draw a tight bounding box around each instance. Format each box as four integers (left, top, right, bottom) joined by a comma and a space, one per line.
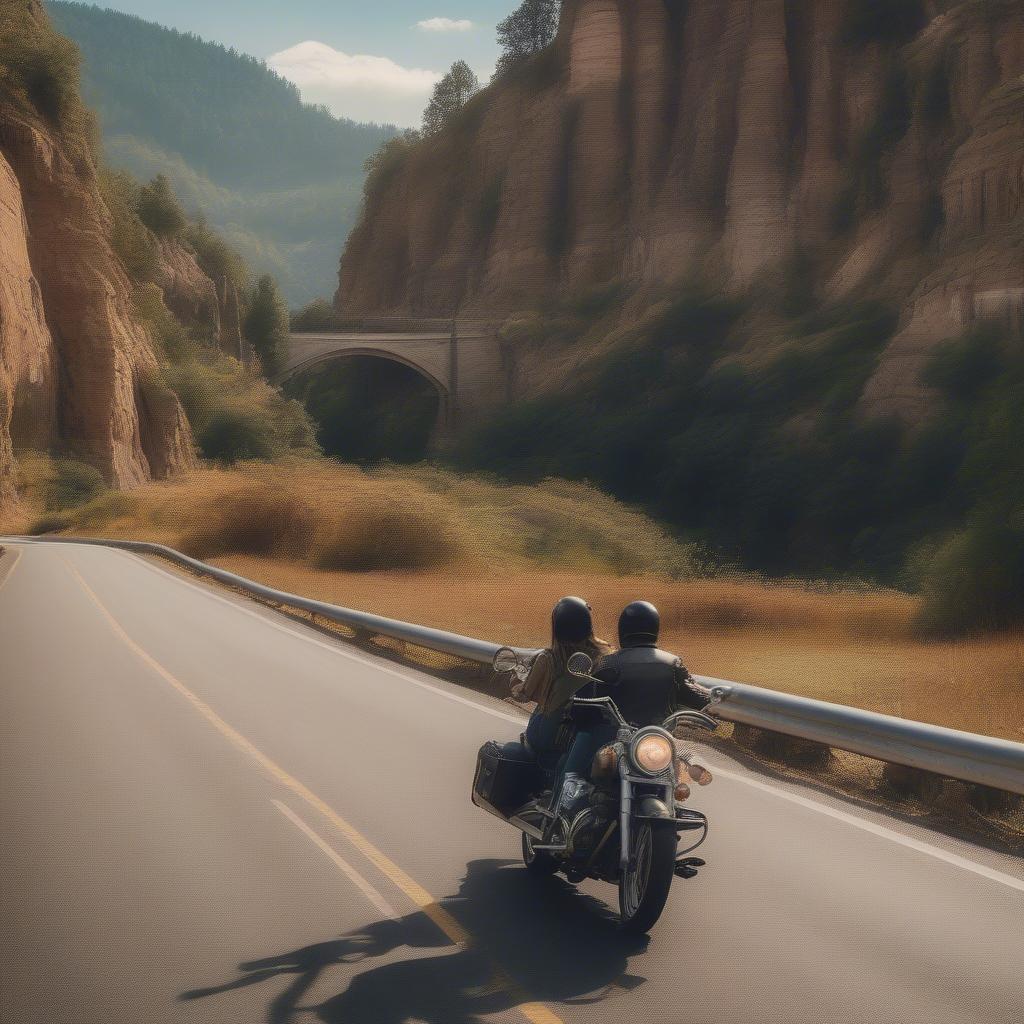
0, 0, 194, 513
338, 0, 1024, 421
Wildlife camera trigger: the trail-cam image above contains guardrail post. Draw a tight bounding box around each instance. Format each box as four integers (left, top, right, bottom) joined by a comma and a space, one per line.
732, 723, 834, 769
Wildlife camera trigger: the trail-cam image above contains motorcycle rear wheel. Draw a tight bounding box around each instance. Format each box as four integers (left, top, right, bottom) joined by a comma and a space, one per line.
522, 831, 559, 876
618, 824, 677, 933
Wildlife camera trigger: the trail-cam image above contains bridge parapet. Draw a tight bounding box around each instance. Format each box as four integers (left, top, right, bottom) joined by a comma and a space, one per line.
278, 318, 508, 450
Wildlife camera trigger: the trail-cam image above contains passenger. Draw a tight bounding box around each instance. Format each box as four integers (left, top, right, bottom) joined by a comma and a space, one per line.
560, 600, 710, 783
511, 596, 611, 770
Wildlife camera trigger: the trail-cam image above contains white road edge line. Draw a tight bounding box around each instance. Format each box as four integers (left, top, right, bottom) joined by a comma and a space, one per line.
47, 541, 1024, 892
710, 765, 1024, 893
272, 799, 401, 921
103, 544, 524, 724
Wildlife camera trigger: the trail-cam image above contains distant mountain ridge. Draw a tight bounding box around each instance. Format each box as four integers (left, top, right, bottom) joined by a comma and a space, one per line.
48, 1, 396, 304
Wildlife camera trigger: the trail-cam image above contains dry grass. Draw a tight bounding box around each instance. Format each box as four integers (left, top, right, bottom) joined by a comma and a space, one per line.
9, 456, 1022, 741
23, 459, 696, 576
207, 558, 1022, 742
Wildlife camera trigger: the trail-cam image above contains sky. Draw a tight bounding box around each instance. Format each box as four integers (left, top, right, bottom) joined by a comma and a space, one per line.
76, 0, 516, 126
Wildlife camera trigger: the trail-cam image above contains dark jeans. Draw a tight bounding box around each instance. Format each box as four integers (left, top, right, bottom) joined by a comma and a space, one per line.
562, 723, 619, 778
524, 709, 564, 771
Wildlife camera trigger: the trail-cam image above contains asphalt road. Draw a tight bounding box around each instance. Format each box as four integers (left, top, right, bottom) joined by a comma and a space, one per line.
1, 540, 1022, 1024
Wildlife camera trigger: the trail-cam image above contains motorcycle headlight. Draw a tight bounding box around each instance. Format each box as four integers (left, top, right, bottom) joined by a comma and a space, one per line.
631, 731, 674, 774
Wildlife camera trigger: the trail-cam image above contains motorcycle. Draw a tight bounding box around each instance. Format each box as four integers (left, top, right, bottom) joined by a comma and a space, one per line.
472, 647, 718, 933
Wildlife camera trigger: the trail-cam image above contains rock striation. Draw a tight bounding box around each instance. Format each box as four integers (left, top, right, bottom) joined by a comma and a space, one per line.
338, 0, 1024, 420
0, 0, 195, 512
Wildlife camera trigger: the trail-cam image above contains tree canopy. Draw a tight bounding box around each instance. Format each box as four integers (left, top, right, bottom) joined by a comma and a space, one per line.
495, 0, 561, 78
422, 61, 479, 137
244, 276, 290, 377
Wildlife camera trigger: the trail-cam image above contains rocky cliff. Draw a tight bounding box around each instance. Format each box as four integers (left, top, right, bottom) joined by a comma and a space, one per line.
0, 0, 194, 512
338, 0, 1023, 419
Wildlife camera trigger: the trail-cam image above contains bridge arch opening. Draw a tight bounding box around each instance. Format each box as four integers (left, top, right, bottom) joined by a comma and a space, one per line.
282, 350, 448, 463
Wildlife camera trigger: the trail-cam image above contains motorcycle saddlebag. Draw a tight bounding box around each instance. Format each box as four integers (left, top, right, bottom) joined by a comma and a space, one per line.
472, 740, 542, 818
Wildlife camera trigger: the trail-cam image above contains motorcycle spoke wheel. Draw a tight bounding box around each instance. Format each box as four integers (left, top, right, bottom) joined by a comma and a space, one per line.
618, 824, 676, 933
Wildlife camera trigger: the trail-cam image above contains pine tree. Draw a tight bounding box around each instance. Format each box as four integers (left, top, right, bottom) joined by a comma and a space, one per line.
494, 0, 560, 78
137, 174, 186, 237
422, 60, 479, 137
244, 275, 289, 377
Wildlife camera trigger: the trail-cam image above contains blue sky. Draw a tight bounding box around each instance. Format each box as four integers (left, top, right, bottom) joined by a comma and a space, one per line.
77, 1, 517, 125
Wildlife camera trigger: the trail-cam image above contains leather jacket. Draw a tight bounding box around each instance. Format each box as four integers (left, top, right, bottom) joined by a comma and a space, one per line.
592, 643, 709, 727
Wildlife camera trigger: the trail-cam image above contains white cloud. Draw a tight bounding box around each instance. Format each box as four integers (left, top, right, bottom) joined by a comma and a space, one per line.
416, 17, 473, 32
268, 41, 441, 125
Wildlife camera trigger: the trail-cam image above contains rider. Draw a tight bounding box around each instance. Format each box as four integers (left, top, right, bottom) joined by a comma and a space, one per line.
512, 596, 611, 769
593, 600, 710, 725
560, 600, 710, 784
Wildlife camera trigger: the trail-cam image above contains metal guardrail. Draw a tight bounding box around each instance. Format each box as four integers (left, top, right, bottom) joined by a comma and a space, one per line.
10, 536, 1024, 797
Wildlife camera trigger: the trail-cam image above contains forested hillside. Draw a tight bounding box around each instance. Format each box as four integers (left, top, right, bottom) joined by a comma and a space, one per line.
48, 1, 395, 303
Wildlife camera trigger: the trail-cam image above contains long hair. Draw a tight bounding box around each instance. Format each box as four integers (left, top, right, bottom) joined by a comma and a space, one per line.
551, 633, 612, 677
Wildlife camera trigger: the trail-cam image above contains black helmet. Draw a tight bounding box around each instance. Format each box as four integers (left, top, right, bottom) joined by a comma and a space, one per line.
551, 596, 594, 644
618, 600, 660, 646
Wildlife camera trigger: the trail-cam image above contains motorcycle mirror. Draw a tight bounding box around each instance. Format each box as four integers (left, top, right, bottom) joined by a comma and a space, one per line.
566, 652, 594, 677
492, 647, 521, 674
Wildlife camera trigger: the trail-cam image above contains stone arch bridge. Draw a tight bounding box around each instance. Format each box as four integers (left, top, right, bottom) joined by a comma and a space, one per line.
274, 318, 506, 447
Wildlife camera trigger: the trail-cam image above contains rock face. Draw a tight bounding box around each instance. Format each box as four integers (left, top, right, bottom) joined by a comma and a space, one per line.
153, 236, 221, 340
338, 0, 1024, 421
0, 0, 194, 512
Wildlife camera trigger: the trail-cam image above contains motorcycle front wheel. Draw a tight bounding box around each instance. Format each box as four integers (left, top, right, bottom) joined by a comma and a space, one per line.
618, 823, 676, 933
522, 831, 559, 876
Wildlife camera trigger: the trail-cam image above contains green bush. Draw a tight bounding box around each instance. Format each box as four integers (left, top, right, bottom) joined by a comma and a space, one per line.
46, 458, 106, 510
362, 131, 420, 203
100, 171, 159, 282
27, 510, 75, 535
137, 174, 186, 237
184, 217, 249, 295
133, 284, 191, 362
917, 505, 1024, 634
198, 409, 277, 463
0, 27, 83, 129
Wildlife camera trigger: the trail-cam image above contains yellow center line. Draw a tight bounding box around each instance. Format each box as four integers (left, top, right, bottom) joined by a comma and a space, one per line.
0, 546, 23, 592
62, 558, 564, 1024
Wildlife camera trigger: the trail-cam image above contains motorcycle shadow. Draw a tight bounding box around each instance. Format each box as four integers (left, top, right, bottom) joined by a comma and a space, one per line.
181, 857, 649, 1023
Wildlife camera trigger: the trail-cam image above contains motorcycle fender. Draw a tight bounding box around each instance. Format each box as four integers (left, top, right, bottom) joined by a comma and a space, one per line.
635, 796, 678, 827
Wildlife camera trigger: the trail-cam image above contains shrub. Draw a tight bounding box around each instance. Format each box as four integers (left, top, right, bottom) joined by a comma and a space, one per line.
134, 284, 191, 362
27, 510, 75, 535
137, 174, 186, 237
100, 170, 159, 282
362, 131, 421, 202
291, 298, 337, 331
161, 350, 318, 464
180, 483, 316, 559
46, 458, 105, 510
184, 217, 249, 295
198, 409, 278, 464
916, 505, 1024, 634
0, 28, 83, 129
73, 491, 140, 527
314, 499, 464, 571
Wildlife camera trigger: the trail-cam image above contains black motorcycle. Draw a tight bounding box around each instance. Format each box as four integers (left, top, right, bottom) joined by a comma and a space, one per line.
472, 648, 717, 933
